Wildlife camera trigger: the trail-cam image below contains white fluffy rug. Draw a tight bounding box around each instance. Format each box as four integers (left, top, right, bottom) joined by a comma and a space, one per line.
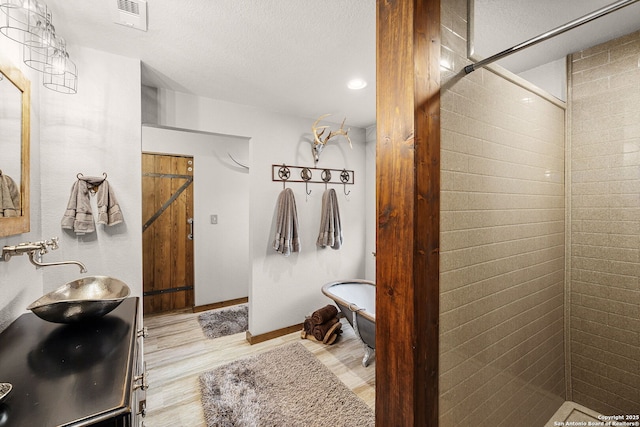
199, 342, 375, 427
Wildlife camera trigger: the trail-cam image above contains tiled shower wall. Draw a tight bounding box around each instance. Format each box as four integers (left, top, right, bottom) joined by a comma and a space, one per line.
439, 1, 566, 425
568, 30, 640, 414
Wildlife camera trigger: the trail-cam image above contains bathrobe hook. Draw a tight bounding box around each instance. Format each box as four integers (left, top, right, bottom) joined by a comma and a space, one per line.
301, 167, 312, 196
340, 169, 351, 196
277, 165, 290, 190
76, 172, 107, 181
321, 169, 331, 190
76, 172, 108, 193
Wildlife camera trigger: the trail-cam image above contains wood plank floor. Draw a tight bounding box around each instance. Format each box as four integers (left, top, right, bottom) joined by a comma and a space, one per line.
143, 307, 376, 426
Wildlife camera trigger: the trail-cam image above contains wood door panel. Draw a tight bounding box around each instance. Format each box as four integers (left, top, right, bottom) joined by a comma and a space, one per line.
142, 153, 194, 314
156, 155, 173, 311
141, 154, 156, 313
169, 156, 191, 309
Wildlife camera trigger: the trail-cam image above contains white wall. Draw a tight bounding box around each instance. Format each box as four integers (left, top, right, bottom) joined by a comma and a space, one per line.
142, 125, 250, 306
38, 46, 142, 296
152, 89, 367, 335
0, 44, 141, 330
0, 37, 43, 332
518, 57, 567, 101
364, 125, 376, 281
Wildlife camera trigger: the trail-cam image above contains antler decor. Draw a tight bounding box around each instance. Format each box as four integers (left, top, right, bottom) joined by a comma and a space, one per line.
311, 114, 352, 163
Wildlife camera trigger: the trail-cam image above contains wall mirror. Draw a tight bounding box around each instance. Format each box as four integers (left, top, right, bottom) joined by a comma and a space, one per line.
0, 62, 30, 236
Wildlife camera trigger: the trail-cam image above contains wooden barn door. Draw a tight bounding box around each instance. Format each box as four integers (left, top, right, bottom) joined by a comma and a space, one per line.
142, 153, 195, 314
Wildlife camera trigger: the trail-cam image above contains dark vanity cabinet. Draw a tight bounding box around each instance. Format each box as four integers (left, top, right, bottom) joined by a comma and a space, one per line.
0, 297, 146, 426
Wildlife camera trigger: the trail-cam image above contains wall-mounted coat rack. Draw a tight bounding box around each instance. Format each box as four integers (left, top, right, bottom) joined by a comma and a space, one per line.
272, 164, 355, 195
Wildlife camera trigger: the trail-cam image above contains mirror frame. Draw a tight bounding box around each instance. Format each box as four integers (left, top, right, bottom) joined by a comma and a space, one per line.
0, 62, 30, 237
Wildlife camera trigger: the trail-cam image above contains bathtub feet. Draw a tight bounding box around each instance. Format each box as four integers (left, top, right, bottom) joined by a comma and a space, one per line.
362, 345, 375, 367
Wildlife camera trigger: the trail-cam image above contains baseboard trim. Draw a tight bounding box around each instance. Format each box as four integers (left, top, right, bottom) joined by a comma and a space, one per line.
246, 323, 303, 345
192, 297, 248, 313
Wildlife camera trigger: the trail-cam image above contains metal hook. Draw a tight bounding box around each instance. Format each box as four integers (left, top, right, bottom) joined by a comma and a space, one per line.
339, 169, 351, 196
321, 169, 331, 190
278, 165, 290, 190
300, 167, 312, 196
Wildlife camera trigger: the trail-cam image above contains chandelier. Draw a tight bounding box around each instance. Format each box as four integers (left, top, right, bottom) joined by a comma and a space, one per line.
0, 0, 77, 94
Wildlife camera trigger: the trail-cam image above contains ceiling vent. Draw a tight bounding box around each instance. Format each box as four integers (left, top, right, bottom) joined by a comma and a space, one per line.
112, 0, 148, 31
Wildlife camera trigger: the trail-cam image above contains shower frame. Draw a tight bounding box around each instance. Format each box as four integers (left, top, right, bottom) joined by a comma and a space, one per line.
464, 0, 640, 74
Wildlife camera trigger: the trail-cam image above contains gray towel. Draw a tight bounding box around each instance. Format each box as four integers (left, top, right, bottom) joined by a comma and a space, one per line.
0, 170, 20, 217
61, 180, 94, 234
61, 177, 124, 234
317, 188, 342, 250
273, 188, 300, 256
96, 180, 124, 226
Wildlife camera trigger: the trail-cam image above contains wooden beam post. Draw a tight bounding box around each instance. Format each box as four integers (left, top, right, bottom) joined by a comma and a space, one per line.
376, 0, 440, 425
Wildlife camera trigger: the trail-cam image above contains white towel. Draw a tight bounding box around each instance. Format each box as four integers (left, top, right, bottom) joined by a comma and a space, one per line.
273, 188, 301, 256
317, 188, 342, 250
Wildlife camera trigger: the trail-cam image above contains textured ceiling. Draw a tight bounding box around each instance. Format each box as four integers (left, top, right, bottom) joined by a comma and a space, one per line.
40, 1, 640, 128
44, 0, 377, 127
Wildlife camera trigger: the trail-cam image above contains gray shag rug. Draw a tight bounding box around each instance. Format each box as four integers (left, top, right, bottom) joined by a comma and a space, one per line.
198, 304, 248, 339
199, 342, 375, 427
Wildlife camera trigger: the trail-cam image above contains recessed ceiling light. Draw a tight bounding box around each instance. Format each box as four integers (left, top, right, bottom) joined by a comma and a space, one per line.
347, 78, 367, 90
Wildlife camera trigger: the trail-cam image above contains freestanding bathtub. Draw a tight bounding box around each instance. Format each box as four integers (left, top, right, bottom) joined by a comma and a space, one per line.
321, 279, 375, 367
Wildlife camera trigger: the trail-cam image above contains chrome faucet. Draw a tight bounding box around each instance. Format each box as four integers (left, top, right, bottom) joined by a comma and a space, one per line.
1, 237, 87, 273
1, 238, 58, 260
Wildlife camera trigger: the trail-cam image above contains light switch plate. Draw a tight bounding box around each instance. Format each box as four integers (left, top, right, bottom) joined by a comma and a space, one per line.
210, 214, 218, 224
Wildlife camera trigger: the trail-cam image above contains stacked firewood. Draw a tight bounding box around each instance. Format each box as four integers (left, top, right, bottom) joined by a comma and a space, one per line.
301, 304, 342, 345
